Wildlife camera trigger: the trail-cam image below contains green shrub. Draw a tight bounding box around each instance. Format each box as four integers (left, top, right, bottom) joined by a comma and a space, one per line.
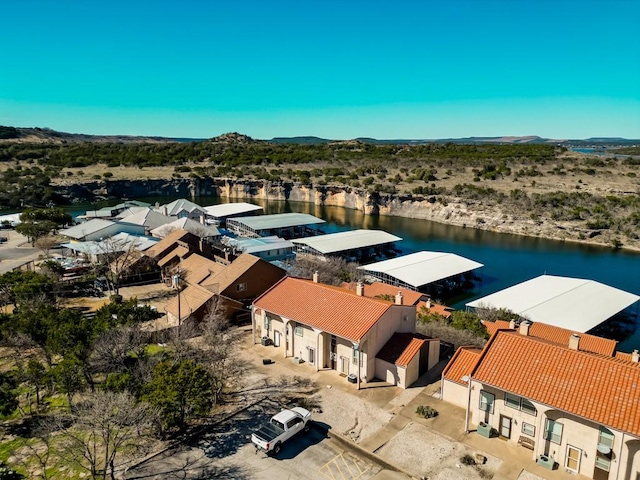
416, 405, 438, 418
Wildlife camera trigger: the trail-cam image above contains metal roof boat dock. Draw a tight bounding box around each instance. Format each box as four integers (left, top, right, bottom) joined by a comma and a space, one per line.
226, 213, 325, 239
292, 229, 402, 261
466, 274, 640, 333
203, 202, 263, 226
359, 251, 484, 293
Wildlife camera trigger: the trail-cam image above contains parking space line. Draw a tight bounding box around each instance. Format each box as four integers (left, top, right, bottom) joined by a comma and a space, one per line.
318, 453, 372, 480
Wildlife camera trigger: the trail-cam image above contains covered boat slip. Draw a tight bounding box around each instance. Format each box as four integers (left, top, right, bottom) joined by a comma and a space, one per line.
226, 213, 325, 239
292, 229, 402, 261
203, 202, 263, 226
466, 274, 640, 333
359, 251, 484, 294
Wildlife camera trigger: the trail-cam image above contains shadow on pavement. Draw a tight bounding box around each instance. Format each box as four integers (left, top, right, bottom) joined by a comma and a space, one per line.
270, 422, 330, 460
189, 400, 281, 459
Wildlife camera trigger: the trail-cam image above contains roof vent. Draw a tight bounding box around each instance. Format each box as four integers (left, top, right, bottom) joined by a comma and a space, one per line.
569, 333, 580, 351
633, 349, 640, 363
519, 320, 531, 336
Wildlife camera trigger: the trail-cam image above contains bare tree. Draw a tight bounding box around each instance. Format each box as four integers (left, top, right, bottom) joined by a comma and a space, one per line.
200, 301, 244, 406
286, 255, 363, 286
51, 391, 159, 480
34, 235, 61, 259
98, 236, 145, 295
472, 302, 526, 324
90, 325, 147, 377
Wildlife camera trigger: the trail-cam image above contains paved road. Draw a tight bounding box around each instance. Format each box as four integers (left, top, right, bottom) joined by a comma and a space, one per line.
125, 399, 402, 480
0, 230, 41, 274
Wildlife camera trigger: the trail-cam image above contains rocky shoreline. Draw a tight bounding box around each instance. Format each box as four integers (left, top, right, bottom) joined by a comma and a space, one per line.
57, 177, 639, 252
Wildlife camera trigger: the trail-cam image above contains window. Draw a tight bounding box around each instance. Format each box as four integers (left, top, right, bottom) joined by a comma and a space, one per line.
263, 316, 271, 331
595, 455, 611, 472
598, 427, 614, 449
236, 282, 247, 292
505, 393, 520, 409
504, 393, 537, 416
521, 399, 537, 416
294, 326, 303, 337
596, 427, 614, 472
522, 422, 535, 437
544, 419, 563, 444
352, 347, 359, 365
286, 417, 302, 429
479, 391, 495, 413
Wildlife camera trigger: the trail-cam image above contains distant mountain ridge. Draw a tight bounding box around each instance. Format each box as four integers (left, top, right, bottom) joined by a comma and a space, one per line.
1, 125, 638, 146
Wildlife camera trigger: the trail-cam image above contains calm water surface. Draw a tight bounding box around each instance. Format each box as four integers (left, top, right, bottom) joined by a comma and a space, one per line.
64, 197, 640, 352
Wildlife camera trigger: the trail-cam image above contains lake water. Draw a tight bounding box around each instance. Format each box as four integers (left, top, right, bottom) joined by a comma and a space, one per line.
243, 198, 640, 352
46, 196, 640, 352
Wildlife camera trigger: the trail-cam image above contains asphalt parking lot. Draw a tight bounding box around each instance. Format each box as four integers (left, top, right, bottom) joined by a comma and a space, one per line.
125, 398, 396, 480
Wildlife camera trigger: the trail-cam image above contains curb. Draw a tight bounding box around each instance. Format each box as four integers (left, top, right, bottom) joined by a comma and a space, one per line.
312, 422, 419, 479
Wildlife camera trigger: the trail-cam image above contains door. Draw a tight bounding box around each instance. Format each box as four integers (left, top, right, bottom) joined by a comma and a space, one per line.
308, 347, 315, 365
566, 445, 581, 473
341, 356, 349, 374
499, 415, 512, 439
330, 335, 337, 370
274, 331, 280, 348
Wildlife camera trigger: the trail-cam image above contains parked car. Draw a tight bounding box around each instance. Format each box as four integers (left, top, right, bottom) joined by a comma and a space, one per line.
251, 407, 312, 454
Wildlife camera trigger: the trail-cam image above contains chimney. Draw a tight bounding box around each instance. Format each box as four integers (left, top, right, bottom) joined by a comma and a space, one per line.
356, 282, 364, 296
569, 333, 580, 351
200, 213, 205, 225
395, 291, 403, 305
312, 271, 319, 283
426, 298, 432, 309
632, 350, 640, 363
162, 205, 168, 216
519, 320, 531, 336
509, 319, 516, 330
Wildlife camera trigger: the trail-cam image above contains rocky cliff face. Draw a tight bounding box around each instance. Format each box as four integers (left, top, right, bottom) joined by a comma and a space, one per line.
57, 177, 637, 250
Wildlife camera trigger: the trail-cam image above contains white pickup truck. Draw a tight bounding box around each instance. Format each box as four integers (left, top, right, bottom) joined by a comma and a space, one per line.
251, 407, 312, 454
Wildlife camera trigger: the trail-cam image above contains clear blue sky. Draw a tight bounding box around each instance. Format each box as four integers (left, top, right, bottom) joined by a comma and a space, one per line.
1, 0, 639, 139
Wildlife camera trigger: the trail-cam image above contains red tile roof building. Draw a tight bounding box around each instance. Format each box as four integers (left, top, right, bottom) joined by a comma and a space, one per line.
441, 322, 640, 479
253, 277, 439, 388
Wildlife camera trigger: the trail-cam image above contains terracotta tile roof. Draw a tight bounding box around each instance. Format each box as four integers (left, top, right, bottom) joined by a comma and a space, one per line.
165, 284, 215, 319
254, 277, 395, 342
615, 352, 640, 365
473, 331, 640, 437
144, 228, 193, 259
442, 347, 482, 385
341, 282, 424, 305
417, 301, 453, 319
157, 245, 191, 267
376, 333, 431, 367
200, 253, 263, 293
483, 320, 617, 356
177, 253, 225, 285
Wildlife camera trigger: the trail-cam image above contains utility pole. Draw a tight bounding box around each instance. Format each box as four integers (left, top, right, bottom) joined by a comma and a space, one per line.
173, 272, 181, 327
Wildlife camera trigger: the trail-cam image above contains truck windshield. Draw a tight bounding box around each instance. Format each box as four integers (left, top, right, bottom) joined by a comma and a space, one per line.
270, 419, 285, 430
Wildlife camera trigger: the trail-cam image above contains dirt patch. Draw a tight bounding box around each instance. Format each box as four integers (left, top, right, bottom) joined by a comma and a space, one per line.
376, 422, 500, 479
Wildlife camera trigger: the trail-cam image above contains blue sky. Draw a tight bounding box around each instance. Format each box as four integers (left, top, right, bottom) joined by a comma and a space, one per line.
1, 0, 639, 139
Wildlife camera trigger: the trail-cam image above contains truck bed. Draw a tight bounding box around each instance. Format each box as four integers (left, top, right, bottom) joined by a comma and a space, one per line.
253, 423, 285, 443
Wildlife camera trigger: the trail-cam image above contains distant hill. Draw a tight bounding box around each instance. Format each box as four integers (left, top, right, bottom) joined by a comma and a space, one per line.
1, 126, 637, 147
0, 126, 205, 144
